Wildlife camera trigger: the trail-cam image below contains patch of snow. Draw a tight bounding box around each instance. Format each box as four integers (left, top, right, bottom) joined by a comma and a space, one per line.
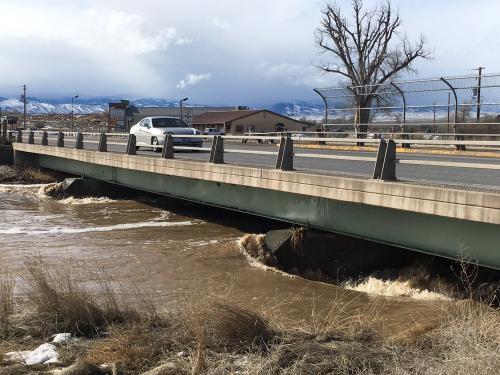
5, 343, 59, 365
52, 333, 76, 343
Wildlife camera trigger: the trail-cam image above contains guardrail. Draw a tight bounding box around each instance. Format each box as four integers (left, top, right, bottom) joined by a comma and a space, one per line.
11, 130, 500, 182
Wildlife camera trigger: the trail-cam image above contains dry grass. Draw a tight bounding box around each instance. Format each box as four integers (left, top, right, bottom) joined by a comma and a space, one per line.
18, 168, 57, 184
22, 256, 140, 337
1, 257, 499, 375
0, 270, 14, 339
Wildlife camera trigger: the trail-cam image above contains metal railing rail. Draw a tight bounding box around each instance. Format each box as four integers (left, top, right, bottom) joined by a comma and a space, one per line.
13, 130, 500, 182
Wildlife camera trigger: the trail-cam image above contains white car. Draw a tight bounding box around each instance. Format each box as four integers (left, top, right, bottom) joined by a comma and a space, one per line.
130, 116, 202, 152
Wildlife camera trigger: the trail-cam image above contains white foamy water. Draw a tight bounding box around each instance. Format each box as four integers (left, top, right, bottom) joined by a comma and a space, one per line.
57, 196, 117, 205
0, 183, 48, 193
344, 276, 451, 301
0, 220, 197, 235
1, 183, 118, 205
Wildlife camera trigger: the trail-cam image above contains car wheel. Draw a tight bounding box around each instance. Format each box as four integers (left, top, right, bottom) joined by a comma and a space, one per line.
151, 137, 161, 152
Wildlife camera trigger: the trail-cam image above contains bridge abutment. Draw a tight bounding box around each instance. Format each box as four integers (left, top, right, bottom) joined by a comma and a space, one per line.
13, 150, 38, 168
0, 145, 13, 165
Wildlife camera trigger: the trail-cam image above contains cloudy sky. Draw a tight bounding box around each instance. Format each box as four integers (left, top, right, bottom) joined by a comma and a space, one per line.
0, 0, 497, 106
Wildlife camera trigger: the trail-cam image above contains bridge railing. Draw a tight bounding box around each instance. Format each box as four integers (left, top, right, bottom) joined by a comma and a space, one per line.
12, 130, 500, 182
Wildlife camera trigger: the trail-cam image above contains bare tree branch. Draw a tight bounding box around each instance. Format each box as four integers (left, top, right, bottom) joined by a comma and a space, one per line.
316, 0, 432, 124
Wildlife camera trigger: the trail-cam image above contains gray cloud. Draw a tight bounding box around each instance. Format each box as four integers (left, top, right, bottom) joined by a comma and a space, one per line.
0, 0, 497, 106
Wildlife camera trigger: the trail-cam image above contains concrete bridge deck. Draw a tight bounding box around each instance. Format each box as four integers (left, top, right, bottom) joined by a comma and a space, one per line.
12, 137, 500, 270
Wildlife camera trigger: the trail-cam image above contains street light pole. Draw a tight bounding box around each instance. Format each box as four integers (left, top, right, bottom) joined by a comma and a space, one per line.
180, 97, 188, 122
71, 95, 79, 131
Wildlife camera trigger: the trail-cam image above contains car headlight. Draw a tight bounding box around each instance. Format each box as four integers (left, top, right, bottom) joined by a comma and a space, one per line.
193, 129, 200, 135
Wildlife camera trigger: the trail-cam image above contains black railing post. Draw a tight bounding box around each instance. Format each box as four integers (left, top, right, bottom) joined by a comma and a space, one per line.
75, 132, 83, 149
28, 131, 34, 144
275, 136, 293, 171
98, 132, 107, 152
381, 140, 397, 181
373, 139, 387, 179
41, 131, 48, 146
57, 132, 64, 147
209, 136, 224, 164
16, 129, 22, 143
126, 134, 136, 155
162, 134, 174, 159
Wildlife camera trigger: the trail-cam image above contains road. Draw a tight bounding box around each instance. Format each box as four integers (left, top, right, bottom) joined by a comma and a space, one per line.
41, 136, 500, 191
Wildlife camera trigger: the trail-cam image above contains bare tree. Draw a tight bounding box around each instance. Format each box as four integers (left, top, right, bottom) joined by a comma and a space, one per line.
316, 0, 432, 138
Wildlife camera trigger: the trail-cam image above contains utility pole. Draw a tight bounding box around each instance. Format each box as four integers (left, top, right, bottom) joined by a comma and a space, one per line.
71, 95, 79, 131
474, 66, 485, 122
22, 84, 27, 129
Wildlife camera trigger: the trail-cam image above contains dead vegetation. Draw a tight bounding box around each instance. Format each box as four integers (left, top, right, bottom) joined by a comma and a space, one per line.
22, 256, 141, 337
18, 168, 58, 184
0, 166, 60, 184
0, 269, 14, 339
0, 257, 498, 375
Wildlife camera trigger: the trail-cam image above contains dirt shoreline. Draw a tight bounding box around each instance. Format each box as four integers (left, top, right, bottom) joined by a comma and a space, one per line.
0, 165, 63, 185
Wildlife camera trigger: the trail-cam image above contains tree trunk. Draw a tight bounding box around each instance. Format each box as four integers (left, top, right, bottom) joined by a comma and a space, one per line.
356, 97, 372, 146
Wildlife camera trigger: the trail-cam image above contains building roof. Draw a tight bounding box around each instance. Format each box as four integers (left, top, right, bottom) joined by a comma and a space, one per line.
192, 109, 312, 126
192, 110, 263, 125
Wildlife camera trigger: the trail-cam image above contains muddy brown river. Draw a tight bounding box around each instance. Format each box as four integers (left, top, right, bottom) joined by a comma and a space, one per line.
0, 183, 452, 336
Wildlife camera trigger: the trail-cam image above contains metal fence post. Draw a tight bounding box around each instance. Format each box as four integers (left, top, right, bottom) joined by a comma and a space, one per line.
41, 131, 48, 146
126, 134, 136, 155
28, 131, 34, 144
275, 136, 293, 171
209, 136, 224, 164
75, 132, 83, 149
381, 140, 397, 181
98, 132, 107, 152
16, 129, 22, 143
162, 134, 174, 159
57, 132, 64, 147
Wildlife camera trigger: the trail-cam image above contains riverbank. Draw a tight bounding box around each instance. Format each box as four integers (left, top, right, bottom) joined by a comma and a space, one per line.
1, 257, 499, 375
0, 165, 62, 184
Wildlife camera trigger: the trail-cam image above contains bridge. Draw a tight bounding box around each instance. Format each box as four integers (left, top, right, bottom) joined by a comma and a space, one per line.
9, 129, 500, 270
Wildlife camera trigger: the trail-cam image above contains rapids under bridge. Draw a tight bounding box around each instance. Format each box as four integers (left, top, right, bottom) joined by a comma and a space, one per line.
9, 129, 500, 270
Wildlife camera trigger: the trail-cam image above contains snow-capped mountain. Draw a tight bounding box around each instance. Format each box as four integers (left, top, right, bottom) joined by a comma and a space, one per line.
3, 96, 493, 122
0, 97, 107, 114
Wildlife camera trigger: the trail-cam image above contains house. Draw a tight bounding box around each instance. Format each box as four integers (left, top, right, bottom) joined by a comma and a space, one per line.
108, 100, 236, 131
192, 110, 314, 135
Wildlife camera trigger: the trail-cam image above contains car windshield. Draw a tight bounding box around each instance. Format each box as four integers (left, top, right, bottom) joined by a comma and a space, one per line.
152, 118, 188, 128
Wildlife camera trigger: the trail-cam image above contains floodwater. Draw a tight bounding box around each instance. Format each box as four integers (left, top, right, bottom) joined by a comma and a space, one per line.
0, 183, 452, 336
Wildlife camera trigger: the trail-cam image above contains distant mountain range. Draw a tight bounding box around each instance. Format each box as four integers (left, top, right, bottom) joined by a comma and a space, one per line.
0, 96, 328, 120
1, 96, 497, 122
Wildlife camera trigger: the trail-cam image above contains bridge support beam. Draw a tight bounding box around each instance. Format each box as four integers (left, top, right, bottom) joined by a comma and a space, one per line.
209, 136, 224, 164
57, 132, 64, 147
75, 132, 84, 150
41, 131, 48, 146
28, 131, 34, 145
98, 133, 107, 152
276, 136, 293, 171
126, 134, 136, 155
162, 134, 174, 159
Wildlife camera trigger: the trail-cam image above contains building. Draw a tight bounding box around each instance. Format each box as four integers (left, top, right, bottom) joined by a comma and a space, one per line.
192, 110, 314, 135
108, 100, 237, 131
